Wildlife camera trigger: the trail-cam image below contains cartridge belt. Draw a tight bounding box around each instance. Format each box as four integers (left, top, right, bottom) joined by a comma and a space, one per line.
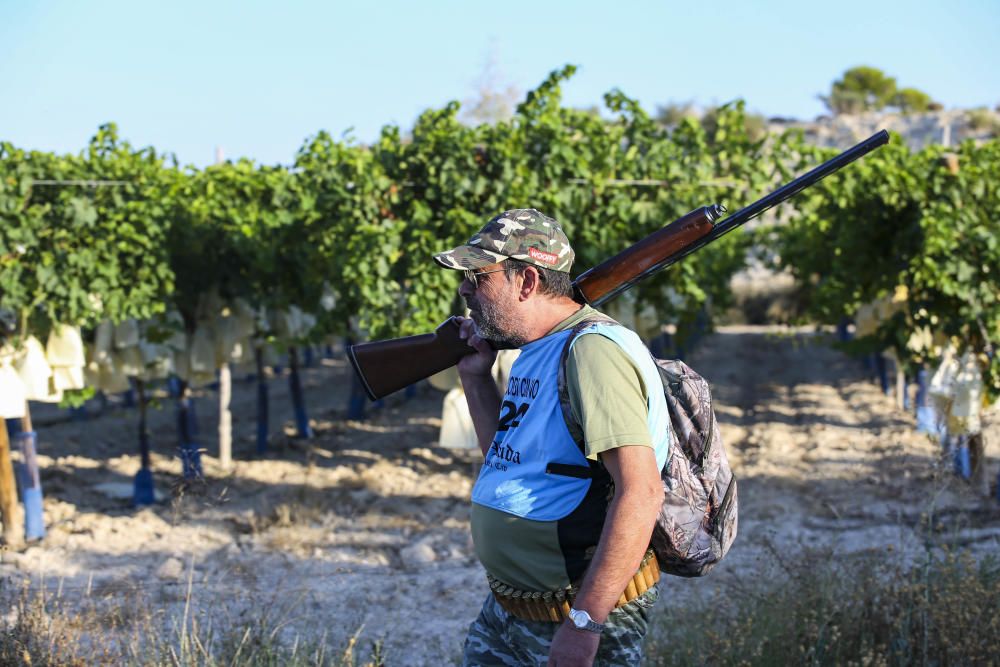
487, 550, 660, 623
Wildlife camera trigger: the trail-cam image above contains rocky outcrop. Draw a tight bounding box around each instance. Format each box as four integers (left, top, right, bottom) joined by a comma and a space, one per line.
767, 109, 999, 150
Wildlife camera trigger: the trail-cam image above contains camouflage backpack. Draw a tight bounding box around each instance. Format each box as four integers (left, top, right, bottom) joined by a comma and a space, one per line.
558, 317, 738, 578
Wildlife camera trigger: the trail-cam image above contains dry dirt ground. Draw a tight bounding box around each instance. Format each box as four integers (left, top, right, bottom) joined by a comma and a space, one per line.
2, 326, 998, 665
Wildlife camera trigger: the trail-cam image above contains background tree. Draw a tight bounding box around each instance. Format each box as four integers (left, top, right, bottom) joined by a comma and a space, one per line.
654, 102, 698, 129
892, 87, 935, 113
655, 102, 768, 142
822, 66, 899, 114
460, 46, 521, 126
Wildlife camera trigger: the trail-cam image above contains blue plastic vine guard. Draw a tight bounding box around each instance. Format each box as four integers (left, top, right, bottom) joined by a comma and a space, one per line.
914, 369, 937, 434
288, 362, 312, 438
176, 396, 202, 479
875, 355, 891, 396
256, 378, 269, 454
953, 439, 971, 479
133, 430, 155, 506
133, 468, 155, 506
15, 431, 45, 540
180, 442, 203, 479
916, 406, 938, 435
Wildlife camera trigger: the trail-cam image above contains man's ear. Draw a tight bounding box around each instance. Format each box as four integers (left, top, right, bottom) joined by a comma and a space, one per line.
518, 266, 541, 301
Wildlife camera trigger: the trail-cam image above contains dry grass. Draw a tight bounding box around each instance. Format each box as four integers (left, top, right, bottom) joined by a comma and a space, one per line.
4, 543, 997, 665
0, 569, 385, 667
645, 545, 1000, 666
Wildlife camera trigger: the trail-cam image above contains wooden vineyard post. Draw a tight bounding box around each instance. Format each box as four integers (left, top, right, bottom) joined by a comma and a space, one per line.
0, 420, 24, 548
218, 363, 232, 470
968, 432, 991, 498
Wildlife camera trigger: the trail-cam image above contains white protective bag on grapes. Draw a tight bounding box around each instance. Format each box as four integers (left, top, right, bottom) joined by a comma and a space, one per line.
46, 324, 86, 367
15, 337, 58, 401
0, 346, 27, 419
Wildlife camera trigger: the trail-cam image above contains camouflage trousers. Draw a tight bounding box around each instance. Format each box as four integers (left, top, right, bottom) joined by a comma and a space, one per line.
461, 586, 658, 666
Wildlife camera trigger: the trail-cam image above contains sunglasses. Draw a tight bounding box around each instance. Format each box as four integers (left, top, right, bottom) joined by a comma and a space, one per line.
463, 267, 506, 288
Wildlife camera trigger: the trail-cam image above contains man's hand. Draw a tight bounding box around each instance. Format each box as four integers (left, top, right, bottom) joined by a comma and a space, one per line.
455, 316, 497, 378
548, 622, 600, 666
454, 316, 501, 455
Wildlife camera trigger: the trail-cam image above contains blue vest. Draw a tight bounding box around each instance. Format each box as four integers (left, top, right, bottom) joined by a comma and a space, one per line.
471, 322, 671, 522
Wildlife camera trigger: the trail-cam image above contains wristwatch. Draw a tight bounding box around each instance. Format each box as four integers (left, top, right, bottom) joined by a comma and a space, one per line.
568, 607, 605, 634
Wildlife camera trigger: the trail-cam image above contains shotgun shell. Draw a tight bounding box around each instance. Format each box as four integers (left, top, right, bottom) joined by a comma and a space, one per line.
546, 602, 561, 623
516, 592, 532, 621
517, 593, 531, 621
625, 578, 638, 602
530, 592, 546, 622
524, 596, 539, 622
641, 561, 655, 590
634, 569, 648, 596
509, 594, 523, 619
509, 589, 522, 616
539, 592, 558, 622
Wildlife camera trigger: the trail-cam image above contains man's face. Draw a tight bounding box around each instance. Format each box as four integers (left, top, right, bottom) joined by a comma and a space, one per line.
459, 263, 529, 347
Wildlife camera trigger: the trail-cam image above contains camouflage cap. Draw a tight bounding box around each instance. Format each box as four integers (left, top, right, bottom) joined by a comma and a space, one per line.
433, 209, 574, 273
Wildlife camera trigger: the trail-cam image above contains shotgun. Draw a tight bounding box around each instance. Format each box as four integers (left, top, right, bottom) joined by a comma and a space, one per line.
349, 130, 890, 400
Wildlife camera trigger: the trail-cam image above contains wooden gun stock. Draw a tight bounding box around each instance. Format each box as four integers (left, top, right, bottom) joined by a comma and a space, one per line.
349, 130, 890, 401
574, 205, 725, 307
348, 317, 468, 401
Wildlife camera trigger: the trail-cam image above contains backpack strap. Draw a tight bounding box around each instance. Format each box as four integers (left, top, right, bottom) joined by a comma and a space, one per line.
556, 314, 621, 451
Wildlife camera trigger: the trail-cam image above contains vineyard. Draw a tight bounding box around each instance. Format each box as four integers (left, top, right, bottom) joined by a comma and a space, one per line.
1, 66, 999, 663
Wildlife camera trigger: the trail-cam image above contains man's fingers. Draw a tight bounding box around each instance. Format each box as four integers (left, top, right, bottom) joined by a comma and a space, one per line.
457, 317, 490, 354
457, 317, 476, 341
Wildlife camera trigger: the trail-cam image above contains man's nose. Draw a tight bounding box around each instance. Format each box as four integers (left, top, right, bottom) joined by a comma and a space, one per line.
458, 277, 474, 299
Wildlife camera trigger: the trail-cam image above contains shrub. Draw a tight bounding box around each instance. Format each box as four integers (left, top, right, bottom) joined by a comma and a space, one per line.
645, 547, 1000, 666
967, 108, 1000, 137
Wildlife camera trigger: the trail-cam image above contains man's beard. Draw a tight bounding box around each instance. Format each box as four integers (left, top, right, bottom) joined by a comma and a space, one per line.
466, 296, 528, 348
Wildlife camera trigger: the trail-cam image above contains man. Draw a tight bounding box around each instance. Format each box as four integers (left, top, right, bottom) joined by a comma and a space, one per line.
433, 209, 670, 666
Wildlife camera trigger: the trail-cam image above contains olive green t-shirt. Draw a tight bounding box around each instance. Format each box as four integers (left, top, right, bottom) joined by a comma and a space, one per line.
469, 304, 653, 591
560, 306, 653, 457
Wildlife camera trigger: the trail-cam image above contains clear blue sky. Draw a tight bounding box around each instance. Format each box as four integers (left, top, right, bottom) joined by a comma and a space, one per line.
2, 0, 997, 167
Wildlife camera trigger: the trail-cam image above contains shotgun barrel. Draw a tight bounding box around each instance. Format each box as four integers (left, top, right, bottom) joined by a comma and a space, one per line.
579, 129, 890, 307
348, 130, 891, 400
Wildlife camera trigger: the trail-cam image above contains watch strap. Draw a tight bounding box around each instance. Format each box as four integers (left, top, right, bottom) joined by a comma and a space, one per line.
569, 608, 605, 634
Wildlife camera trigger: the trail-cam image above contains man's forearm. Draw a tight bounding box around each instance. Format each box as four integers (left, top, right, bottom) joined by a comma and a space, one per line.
460, 372, 501, 456
571, 478, 661, 622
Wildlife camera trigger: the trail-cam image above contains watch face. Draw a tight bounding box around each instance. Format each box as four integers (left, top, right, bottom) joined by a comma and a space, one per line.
570, 609, 588, 628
